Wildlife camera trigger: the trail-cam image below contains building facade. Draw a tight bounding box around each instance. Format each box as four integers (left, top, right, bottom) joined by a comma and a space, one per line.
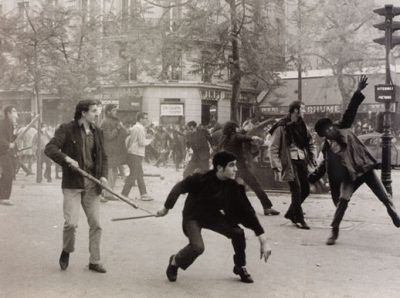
0, 0, 286, 126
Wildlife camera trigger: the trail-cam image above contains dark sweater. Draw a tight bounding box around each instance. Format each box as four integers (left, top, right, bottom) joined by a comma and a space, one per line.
44, 120, 108, 194
0, 119, 15, 156
164, 170, 264, 236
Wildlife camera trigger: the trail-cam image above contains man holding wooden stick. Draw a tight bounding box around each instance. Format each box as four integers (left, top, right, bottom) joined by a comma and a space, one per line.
45, 100, 108, 273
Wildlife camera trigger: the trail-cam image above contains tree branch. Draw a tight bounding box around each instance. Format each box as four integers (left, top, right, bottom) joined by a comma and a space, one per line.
142, 0, 193, 9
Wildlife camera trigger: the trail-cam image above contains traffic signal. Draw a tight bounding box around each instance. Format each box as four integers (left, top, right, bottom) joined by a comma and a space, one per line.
373, 4, 400, 48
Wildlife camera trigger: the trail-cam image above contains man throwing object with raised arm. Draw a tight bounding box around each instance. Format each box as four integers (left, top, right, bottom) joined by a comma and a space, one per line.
310, 75, 400, 245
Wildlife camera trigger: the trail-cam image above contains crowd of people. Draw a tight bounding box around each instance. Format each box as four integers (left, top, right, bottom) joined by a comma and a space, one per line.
1, 75, 400, 284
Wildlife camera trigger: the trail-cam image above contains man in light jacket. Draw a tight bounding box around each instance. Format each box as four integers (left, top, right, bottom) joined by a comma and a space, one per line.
122, 112, 152, 201
269, 101, 317, 229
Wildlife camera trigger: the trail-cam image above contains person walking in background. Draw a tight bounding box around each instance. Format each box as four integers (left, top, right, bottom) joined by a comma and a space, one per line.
269, 100, 317, 229
0, 106, 18, 206
32, 123, 53, 182
183, 121, 212, 178
100, 104, 129, 200
220, 121, 279, 216
122, 112, 153, 201
170, 126, 185, 171
45, 100, 108, 273
155, 126, 171, 168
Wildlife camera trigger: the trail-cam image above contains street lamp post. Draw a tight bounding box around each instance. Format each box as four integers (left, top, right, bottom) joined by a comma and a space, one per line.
373, 4, 400, 195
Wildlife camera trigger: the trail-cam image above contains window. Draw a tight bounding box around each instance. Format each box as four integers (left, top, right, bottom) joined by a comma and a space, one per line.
201, 50, 212, 83
17, 2, 29, 30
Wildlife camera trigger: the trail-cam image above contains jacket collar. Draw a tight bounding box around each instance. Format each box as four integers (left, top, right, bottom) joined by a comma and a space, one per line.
76, 119, 96, 132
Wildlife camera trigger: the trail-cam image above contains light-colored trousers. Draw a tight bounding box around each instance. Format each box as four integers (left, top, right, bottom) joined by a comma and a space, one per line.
62, 181, 102, 264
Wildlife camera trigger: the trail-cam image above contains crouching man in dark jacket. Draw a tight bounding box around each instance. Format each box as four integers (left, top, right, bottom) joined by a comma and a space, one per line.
157, 151, 271, 283
309, 75, 400, 245
45, 100, 108, 273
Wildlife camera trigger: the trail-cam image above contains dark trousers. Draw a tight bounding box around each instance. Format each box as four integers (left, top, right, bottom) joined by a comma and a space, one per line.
237, 160, 273, 209
0, 155, 15, 200
172, 148, 183, 170
122, 154, 147, 197
175, 218, 246, 270
331, 169, 400, 228
145, 145, 159, 163
183, 156, 209, 178
286, 159, 310, 223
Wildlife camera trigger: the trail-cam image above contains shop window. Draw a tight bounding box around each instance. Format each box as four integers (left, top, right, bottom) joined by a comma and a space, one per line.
201, 101, 217, 126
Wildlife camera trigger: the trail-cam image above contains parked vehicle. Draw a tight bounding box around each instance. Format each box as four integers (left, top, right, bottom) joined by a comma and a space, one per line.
358, 133, 400, 168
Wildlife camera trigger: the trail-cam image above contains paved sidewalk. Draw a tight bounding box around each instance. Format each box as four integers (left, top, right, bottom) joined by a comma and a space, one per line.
1, 166, 400, 298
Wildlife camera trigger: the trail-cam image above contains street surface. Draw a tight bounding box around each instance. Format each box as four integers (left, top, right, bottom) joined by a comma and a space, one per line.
1, 165, 400, 298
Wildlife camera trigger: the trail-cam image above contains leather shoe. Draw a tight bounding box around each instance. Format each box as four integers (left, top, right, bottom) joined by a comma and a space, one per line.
233, 266, 254, 283
264, 208, 280, 216
59, 250, 69, 270
326, 227, 339, 245
166, 255, 178, 282
387, 207, 400, 227
0, 200, 14, 206
89, 263, 107, 273
284, 213, 296, 224
140, 194, 154, 201
295, 221, 310, 230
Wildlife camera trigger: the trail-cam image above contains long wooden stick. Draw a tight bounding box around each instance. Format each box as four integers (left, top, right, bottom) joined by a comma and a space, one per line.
70, 165, 139, 209
14, 115, 40, 143
112, 214, 156, 221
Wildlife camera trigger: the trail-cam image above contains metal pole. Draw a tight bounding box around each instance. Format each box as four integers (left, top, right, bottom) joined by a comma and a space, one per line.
382, 4, 393, 195
297, 0, 302, 102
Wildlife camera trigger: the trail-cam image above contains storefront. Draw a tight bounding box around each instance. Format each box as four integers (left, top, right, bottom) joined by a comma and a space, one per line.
258, 74, 390, 131
200, 88, 221, 125
98, 86, 142, 125
160, 99, 185, 125
99, 82, 258, 127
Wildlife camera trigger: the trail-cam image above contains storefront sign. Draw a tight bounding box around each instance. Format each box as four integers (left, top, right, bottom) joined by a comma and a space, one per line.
101, 99, 119, 107
306, 105, 341, 114
260, 103, 385, 115
375, 84, 396, 103
201, 89, 221, 101
160, 104, 184, 116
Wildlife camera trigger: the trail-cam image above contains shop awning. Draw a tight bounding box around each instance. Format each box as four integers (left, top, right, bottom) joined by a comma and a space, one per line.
259, 74, 387, 115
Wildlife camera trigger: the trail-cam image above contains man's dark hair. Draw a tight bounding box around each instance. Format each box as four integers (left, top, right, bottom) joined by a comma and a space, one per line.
314, 118, 333, 137
212, 151, 237, 169
3, 105, 15, 117
288, 100, 304, 113
136, 112, 148, 122
187, 121, 197, 128
222, 121, 239, 136
74, 100, 98, 121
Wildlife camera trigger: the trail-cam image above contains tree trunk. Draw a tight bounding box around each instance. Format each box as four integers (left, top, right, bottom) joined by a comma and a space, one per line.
33, 40, 42, 184
227, 0, 240, 122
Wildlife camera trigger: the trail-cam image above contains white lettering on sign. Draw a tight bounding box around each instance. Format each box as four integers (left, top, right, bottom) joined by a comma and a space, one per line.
160, 104, 184, 116
377, 86, 394, 91
101, 99, 119, 107
306, 105, 341, 113
378, 96, 392, 100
